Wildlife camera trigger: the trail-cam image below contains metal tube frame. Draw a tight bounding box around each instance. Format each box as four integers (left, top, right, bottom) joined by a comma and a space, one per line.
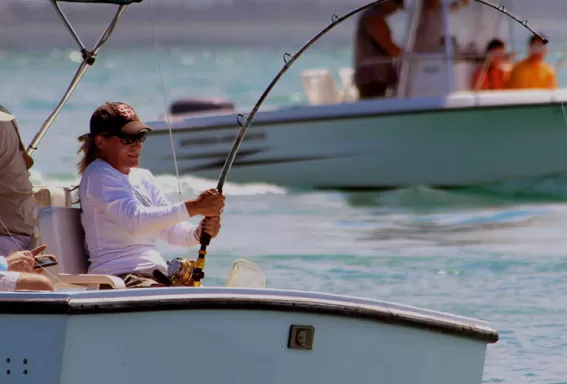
26, 1, 129, 156
396, 0, 423, 98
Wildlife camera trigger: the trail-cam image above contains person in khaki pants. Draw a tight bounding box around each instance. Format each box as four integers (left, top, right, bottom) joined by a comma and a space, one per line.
77, 102, 225, 289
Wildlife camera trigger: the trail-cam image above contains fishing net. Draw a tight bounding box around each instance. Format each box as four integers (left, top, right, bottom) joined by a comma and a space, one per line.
225, 259, 266, 288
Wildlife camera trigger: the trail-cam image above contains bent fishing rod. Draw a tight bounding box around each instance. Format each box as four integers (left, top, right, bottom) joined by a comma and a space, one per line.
189, 0, 548, 286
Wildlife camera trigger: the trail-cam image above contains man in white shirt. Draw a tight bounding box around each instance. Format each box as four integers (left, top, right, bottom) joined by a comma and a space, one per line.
77, 102, 225, 288
0, 245, 55, 292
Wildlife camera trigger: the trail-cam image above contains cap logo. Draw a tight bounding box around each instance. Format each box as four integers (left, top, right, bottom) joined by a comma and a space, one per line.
117, 104, 136, 120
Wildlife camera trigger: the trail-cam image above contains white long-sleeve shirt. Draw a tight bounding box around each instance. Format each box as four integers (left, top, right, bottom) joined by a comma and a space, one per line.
79, 159, 200, 277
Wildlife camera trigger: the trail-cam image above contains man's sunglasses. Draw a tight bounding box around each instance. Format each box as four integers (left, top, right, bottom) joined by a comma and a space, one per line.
103, 131, 147, 145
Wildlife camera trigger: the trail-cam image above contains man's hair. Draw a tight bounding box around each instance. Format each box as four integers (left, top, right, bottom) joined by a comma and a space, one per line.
76, 135, 97, 176
529, 34, 547, 46
485, 38, 505, 52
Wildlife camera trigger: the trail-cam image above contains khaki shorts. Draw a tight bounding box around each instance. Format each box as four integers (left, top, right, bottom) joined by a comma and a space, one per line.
119, 273, 166, 289
98, 273, 166, 290
0, 271, 20, 292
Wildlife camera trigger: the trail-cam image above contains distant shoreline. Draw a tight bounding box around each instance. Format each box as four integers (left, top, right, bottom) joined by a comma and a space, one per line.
1, 0, 562, 51
0, 20, 360, 51
0, 0, 369, 50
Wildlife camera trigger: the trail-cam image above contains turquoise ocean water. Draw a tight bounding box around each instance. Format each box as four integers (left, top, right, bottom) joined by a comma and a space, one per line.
3, 23, 567, 383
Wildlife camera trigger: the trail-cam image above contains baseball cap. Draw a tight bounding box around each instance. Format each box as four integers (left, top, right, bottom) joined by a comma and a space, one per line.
78, 102, 151, 141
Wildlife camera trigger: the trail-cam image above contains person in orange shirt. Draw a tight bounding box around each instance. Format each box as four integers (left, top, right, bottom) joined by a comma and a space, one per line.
507, 35, 558, 89
471, 38, 510, 91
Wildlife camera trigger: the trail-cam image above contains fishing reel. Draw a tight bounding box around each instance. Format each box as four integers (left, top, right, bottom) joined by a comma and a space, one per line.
166, 257, 204, 287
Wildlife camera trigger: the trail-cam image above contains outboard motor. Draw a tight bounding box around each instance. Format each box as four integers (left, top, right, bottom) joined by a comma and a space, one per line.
169, 97, 235, 116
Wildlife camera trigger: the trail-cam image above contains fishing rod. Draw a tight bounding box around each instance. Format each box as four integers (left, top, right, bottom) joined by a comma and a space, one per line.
188, 0, 547, 287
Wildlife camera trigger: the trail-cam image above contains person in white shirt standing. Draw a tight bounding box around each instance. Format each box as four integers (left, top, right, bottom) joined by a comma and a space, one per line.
77, 102, 225, 289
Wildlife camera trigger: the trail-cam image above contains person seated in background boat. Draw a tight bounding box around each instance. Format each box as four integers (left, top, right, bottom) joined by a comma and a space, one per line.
353, 0, 405, 99
470, 38, 511, 91
0, 105, 38, 256
0, 245, 56, 292
77, 102, 225, 289
506, 35, 558, 90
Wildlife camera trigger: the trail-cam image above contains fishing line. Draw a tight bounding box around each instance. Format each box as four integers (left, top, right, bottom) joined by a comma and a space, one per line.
560, 102, 567, 127
147, 0, 184, 202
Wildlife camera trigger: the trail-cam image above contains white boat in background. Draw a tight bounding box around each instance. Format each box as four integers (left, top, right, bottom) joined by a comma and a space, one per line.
140, 0, 567, 190
1, 0, 502, 383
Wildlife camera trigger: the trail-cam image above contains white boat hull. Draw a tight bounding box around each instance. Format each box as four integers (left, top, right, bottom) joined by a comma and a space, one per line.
0, 288, 497, 384
1, 193, 496, 384
141, 91, 567, 190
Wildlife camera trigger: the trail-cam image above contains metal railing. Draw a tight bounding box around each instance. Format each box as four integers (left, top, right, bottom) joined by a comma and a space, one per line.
334, 48, 567, 103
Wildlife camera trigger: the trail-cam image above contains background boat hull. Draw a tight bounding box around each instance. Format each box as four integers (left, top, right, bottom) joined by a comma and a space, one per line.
141, 102, 567, 189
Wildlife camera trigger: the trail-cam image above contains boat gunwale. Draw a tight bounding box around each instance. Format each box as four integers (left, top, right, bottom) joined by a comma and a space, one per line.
0, 289, 498, 343
144, 90, 567, 134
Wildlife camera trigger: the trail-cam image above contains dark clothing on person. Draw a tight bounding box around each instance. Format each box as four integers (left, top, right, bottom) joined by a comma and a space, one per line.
353, 5, 399, 98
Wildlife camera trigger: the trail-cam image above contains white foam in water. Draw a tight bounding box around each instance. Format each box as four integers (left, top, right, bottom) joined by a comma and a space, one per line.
375, 185, 494, 209
151, 173, 287, 198
30, 170, 74, 187
30, 169, 287, 199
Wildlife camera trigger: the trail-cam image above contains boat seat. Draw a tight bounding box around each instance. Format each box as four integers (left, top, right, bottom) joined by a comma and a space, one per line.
33, 185, 74, 208
338, 68, 359, 102
36, 206, 125, 290
300, 69, 341, 105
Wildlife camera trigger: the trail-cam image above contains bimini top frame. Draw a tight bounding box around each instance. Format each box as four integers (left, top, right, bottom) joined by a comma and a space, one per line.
57, 0, 142, 3
26, 0, 144, 157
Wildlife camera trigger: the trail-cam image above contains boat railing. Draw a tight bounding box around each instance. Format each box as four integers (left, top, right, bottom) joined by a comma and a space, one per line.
396, 0, 423, 99
301, 49, 567, 106
302, 52, 467, 104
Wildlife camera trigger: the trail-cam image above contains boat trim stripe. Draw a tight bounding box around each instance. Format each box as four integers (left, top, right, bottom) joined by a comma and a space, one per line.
0, 294, 498, 343
182, 154, 347, 172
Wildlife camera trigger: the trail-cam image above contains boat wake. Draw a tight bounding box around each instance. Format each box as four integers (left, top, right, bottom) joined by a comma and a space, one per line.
29, 169, 287, 201
463, 173, 567, 202
343, 174, 567, 211
30, 169, 567, 214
